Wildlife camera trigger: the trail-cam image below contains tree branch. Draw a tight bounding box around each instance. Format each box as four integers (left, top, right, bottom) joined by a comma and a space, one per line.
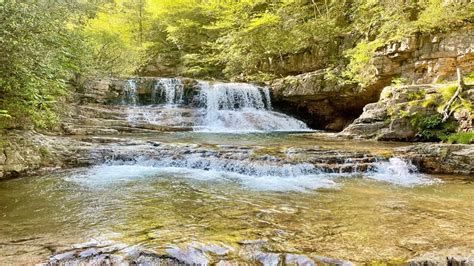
442, 66, 464, 122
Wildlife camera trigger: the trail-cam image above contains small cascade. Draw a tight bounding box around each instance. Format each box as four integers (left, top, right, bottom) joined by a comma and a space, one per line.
152, 78, 184, 105
75, 146, 436, 191
126, 78, 194, 127
195, 81, 310, 132
369, 158, 436, 186
123, 80, 138, 105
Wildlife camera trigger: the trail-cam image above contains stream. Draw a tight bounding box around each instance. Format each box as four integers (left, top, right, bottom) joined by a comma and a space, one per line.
0, 79, 473, 265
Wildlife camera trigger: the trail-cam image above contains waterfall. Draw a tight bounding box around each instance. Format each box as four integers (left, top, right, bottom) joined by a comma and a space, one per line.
122, 78, 310, 132
125, 78, 193, 126
195, 81, 310, 132
123, 79, 138, 105
153, 78, 184, 105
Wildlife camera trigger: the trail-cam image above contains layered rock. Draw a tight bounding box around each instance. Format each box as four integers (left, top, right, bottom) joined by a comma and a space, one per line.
372, 26, 474, 84
270, 70, 377, 131
270, 27, 474, 131
341, 85, 473, 141
395, 144, 474, 175
0, 131, 50, 179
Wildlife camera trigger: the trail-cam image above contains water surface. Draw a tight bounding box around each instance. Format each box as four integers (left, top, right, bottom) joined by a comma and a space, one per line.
1, 159, 473, 263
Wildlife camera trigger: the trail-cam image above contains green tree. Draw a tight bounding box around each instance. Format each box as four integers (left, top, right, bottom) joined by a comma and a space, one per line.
0, 0, 94, 129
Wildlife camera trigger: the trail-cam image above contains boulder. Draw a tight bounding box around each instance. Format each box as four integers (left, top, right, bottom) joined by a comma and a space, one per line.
395, 144, 474, 175
341, 85, 473, 141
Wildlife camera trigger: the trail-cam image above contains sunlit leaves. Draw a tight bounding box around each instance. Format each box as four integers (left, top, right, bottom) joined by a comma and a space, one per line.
0, 1, 90, 129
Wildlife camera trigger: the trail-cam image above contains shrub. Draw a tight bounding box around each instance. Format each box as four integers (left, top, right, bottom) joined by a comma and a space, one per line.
446, 132, 474, 144
410, 114, 458, 141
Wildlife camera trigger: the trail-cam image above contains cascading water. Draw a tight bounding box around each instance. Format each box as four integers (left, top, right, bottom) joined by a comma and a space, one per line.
195, 81, 310, 132
121, 78, 310, 132
153, 78, 184, 105
125, 78, 192, 127
369, 157, 435, 186
72, 154, 435, 192
123, 79, 138, 105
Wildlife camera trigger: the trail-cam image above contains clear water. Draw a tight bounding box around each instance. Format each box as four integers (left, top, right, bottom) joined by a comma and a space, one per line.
1, 133, 473, 264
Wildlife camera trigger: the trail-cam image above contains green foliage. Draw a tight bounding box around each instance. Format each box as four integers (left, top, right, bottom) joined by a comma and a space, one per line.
0, 1, 94, 129
422, 95, 438, 108
446, 132, 474, 144
407, 89, 426, 101
2, 0, 474, 129
439, 85, 458, 101
343, 40, 384, 87
391, 77, 407, 87
83, 0, 152, 76
416, 0, 474, 33
0, 110, 11, 119
465, 72, 474, 84
410, 114, 458, 141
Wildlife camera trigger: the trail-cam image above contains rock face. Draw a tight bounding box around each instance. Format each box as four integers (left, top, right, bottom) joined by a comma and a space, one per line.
270, 70, 378, 131
270, 27, 474, 131
0, 130, 99, 179
341, 85, 473, 141
395, 144, 474, 175
372, 26, 474, 84
0, 131, 46, 179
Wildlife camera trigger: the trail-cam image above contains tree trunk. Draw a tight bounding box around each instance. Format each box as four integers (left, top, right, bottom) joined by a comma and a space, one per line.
441, 66, 464, 122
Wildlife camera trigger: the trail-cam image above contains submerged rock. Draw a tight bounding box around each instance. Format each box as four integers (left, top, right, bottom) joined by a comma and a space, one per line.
313, 255, 354, 266
254, 252, 281, 265
166, 245, 210, 265
285, 254, 316, 266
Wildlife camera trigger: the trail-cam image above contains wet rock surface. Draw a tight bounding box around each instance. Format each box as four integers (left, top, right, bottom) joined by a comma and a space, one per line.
44, 240, 359, 266
396, 143, 474, 175
43, 241, 474, 265
1, 130, 473, 179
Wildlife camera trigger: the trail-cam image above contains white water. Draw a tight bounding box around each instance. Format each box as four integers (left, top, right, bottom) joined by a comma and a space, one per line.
153, 78, 184, 105
123, 79, 311, 132
123, 80, 138, 105
70, 157, 435, 192
195, 81, 310, 132
368, 158, 436, 186
126, 79, 190, 126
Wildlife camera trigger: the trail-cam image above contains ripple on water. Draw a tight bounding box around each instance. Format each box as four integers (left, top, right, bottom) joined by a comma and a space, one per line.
67, 157, 438, 192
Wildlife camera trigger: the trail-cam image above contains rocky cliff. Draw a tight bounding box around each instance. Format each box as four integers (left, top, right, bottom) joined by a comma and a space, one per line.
270, 26, 474, 131
341, 84, 473, 141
